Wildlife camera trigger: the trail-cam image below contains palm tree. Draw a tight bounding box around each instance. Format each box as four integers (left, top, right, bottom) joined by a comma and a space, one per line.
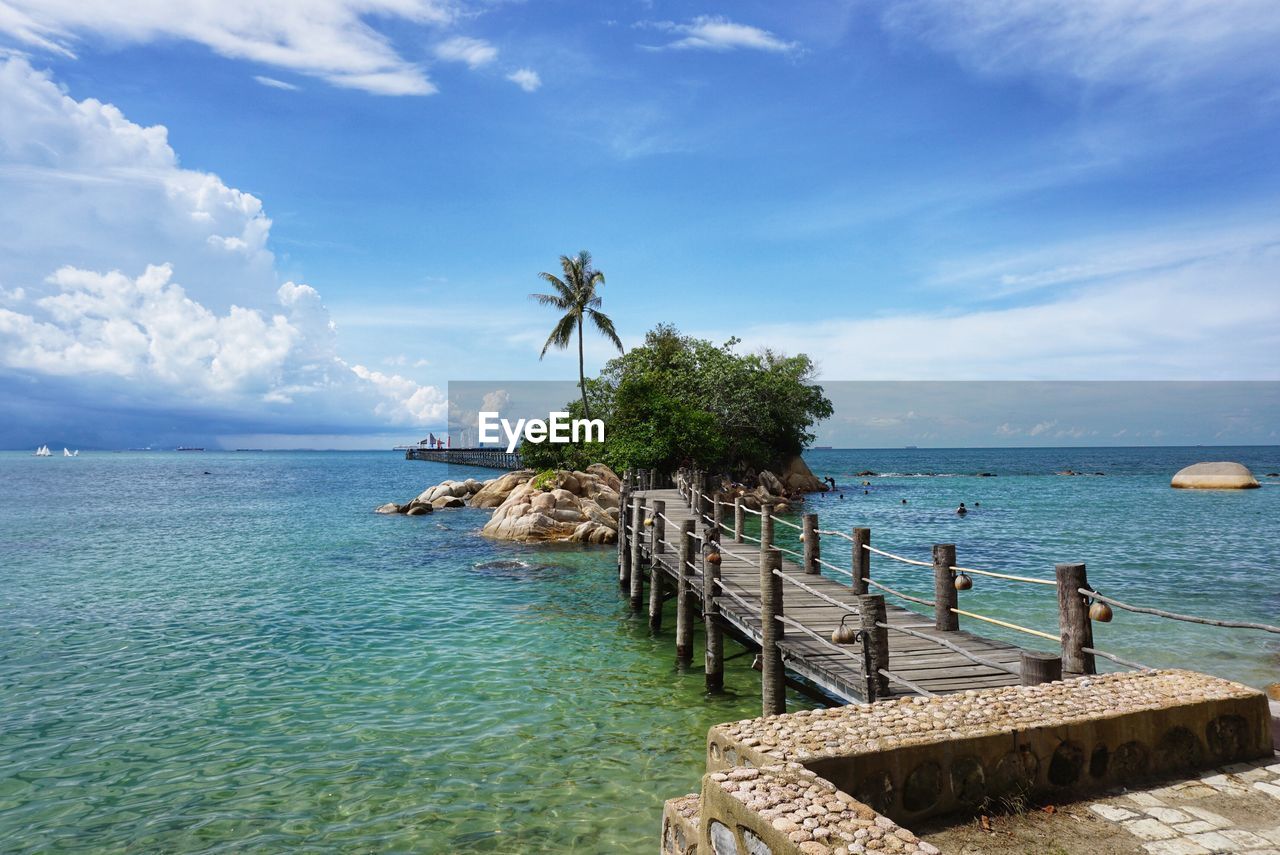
530, 250, 623, 419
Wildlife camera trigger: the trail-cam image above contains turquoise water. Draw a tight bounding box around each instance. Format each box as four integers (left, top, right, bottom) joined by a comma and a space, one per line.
1, 447, 1277, 852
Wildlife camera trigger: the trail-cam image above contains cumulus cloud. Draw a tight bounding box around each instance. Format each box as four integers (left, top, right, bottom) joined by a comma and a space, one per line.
506, 68, 541, 92
434, 35, 498, 68
0, 0, 453, 95
0, 57, 446, 439
882, 0, 1280, 90
641, 16, 798, 53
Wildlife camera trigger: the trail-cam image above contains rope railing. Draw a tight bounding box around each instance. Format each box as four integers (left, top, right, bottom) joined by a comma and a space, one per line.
775, 614, 870, 669
774, 544, 805, 562
879, 669, 937, 698
1083, 646, 1152, 671
815, 556, 853, 578
772, 516, 802, 531
949, 608, 1058, 642
739, 532, 762, 544
814, 527, 853, 540
864, 577, 935, 609
771, 567, 859, 616
863, 544, 933, 568
951, 565, 1057, 587
878, 621, 1021, 676
712, 578, 759, 615
1081, 589, 1280, 634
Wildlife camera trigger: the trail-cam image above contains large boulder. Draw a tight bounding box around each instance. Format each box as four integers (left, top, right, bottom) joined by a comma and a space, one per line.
585, 463, 621, 491
469, 469, 536, 508
780, 454, 826, 493
480, 468, 618, 544
758, 469, 787, 496
1171, 462, 1260, 490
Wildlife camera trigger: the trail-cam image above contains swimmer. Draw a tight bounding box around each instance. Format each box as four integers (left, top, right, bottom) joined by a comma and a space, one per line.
901, 498, 907, 504
974, 501, 980, 507
956, 502, 968, 516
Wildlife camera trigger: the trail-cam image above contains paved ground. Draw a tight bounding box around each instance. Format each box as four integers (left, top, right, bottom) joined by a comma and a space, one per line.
920, 751, 1280, 855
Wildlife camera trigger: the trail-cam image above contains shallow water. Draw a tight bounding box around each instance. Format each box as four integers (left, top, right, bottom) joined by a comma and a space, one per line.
0, 447, 1276, 852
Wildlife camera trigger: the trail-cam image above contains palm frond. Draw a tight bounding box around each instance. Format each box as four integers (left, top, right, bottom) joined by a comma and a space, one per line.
537, 272, 575, 302
539, 311, 578, 358
587, 308, 624, 352
530, 291, 572, 309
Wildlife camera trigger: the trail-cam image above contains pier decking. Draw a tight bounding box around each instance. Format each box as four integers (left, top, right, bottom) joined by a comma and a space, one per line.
404, 446, 523, 469
629, 486, 1028, 704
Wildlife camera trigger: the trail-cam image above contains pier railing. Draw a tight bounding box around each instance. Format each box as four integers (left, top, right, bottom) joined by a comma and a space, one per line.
404, 446, 523, 469
617, 466, 1279, 713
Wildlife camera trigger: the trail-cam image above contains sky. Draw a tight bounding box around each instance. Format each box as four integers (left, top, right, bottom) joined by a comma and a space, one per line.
0, 1, 1277, 449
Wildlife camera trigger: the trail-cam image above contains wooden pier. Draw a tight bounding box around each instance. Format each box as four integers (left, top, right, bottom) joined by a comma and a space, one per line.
620, 468, 1092, 710
404, 446, 524, 469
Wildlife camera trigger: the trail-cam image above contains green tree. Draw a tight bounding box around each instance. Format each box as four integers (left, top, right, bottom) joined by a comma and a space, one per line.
529, 250, 623, 418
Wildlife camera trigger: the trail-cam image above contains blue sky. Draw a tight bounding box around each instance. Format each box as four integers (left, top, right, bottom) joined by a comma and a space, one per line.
0, 1, 1277, 448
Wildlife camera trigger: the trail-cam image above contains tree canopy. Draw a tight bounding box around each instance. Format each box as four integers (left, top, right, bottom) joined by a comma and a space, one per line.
521, 324, 832, 475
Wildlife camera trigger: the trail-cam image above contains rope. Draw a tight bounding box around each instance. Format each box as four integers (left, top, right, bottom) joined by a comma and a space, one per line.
771, 568, 860, 616
949, 608, 1058, 641
712, 578, 759, 615
815, 528, 853, 540
740, 505, 763, 516
815, 557, 853, 578
863, 578, 935, 608
774, 545, 804, 562
879, 669, 937, 698
772, 516, 802, 531
739, 532, 762, 544
951, 565, 1057, 587
1082, 589, 1280, 634
863, 544, 933, 568
878, 622, 1020, 676
1083, 646, 1152, 671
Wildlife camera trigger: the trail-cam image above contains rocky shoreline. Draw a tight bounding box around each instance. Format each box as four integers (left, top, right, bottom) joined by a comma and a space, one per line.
378, 455, 827, 545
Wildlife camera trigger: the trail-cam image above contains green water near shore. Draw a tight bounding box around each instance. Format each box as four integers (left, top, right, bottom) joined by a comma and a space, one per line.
1, 447, 1276, 852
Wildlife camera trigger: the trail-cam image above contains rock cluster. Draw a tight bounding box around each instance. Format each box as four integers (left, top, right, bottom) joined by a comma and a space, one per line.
710, 671, 1258, 765
377, 464, 624, 544
711, 763, 936, 855
1171, 461, 1260, 489
707, 456, 827, 514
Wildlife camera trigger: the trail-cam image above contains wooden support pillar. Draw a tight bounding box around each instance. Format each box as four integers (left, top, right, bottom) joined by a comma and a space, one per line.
629, 497, 645, 613
618, 484, 631, 592
1056, 562, 1096, 675
733, 498, 744, 544
1021, 651, 1063, 685
760, 547, 786, 716
703, 538, 724, 694
802, 513, 819, 575
648, 500, 666, 632
759, 506, 774, 565
858, 594, 889, 700
851, 527, 870, 595
712, 492, 723, 536
933, 543, 959, 632
675, 520, 695, 666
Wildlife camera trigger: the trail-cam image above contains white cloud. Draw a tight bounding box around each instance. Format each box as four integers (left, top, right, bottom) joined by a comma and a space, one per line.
882, 0, 1280, 90
254, 75, 299, 91
642, 16, 798, 53
0, 0, 453, 95
506, 68, 541, 92
0, 57, 446, 431
434, 35, 497, 68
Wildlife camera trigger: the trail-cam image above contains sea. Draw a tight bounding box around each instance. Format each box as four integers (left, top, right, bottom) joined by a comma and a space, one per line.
1, 446, 1276, 853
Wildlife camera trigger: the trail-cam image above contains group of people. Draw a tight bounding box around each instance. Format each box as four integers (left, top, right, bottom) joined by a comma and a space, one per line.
819, 474, 979, 516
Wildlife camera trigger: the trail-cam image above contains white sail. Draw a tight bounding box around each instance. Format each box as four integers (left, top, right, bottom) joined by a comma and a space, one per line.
35, 445, 52, 456
63, 448, 72, 457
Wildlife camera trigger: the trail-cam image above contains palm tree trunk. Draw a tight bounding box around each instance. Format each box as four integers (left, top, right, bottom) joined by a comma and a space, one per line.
577, 314, 590, 419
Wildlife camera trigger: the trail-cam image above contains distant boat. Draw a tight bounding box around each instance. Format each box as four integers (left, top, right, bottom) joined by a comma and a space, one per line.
176, 447, 204, 452
905, 445, 919, 449
812, 445, 833, 450
35, 445, 52, 457
63, 448, 78, 457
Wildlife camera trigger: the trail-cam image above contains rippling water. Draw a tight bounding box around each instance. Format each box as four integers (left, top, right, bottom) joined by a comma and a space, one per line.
1, 447, 1276, 852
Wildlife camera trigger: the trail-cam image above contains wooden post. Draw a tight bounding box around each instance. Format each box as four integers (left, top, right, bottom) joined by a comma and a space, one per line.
733, 498, 744, 544
712, 492, 723, 536
851, 527, 870, 595
703, 538, 724, 694
629, 497, 645, 613
1021, 651, 1063, 685
802, 513, 819, 575
759, 506, 774, 564
618, 483, 631, 593
1056, 562, 1096, 675
933, 543, 959, 632
648, 500, 667, 632
760, 547, 786, 716
859, 594, 889, 700
675, 520, 695, 666
691, 472, 701, 519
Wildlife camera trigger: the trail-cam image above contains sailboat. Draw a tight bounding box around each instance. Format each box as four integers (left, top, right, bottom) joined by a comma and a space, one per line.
35, 445, 52, 457
63, 448, 78, 457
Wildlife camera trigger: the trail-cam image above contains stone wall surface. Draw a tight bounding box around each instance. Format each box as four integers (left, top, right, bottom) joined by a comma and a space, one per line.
665, 670, 1271, 854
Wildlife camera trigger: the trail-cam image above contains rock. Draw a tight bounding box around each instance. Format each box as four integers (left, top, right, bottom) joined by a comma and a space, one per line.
585, 462, 621, 490
479, 467, 618, 544
759, 469, 787, 496
855, 470, 878, 477
1171, 461, 1260, 490
374, 502, 401, 514
1265, 683, 1280, 701
469, 469, 535, 508
781, 454, 827, 493
405, 504, 432, 516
